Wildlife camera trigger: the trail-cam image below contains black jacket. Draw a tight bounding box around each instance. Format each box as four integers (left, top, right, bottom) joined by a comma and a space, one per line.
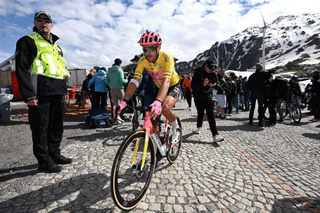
15, 26, 67, 102
247, 69, 272, 92
191, 67, 222, 100
313, 74, 320, 100
272, 78, 289, 101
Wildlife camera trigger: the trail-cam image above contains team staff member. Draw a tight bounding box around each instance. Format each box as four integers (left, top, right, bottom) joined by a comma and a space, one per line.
191, 61, 224, 142
15, 11, 72, 173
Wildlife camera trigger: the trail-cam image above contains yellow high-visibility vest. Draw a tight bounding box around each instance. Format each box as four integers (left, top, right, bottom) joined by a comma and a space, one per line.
28, 32, 70, 79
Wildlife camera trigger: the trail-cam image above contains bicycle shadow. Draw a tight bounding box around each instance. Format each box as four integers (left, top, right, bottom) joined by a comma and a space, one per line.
0, 173, 115, 212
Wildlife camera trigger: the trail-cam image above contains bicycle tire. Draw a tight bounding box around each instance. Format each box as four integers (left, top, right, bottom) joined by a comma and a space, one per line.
110, 130, 156, 211
166, 116, 182, 164
291, 104, 301, 123
132, 110, 140, 132
281, 103, 289, 118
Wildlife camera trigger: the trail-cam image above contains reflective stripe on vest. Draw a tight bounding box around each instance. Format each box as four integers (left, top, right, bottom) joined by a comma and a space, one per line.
28, 32, 70, 79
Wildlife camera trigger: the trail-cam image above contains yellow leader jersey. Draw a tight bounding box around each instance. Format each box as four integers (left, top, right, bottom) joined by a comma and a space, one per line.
134, 51, 180, 88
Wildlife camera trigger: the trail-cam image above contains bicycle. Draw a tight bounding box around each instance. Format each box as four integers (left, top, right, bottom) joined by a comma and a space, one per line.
281, 95, 301, 123
110, 106, 182, 211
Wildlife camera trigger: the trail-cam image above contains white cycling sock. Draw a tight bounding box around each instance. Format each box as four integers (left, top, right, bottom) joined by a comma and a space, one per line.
172, 119, 179, 129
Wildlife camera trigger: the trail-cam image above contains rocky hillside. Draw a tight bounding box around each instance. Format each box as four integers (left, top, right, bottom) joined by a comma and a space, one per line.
176, 13, 320, 73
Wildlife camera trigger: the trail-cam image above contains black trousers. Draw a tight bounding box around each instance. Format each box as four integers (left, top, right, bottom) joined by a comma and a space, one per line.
263, 99, 276, 124
226, 95, 233, 114
95, 92, 107, 108
185, 90, 192, 107
28, 95, 65, 164
194, 98, 218, 136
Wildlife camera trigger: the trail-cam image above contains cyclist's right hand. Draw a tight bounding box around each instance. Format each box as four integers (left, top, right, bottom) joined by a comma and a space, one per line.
113, 101, 127, 118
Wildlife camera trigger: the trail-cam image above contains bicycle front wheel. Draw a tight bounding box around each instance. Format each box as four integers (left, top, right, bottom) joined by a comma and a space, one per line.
110, 131, 156, 211
291, 105, 301, 123
166, 116, 182, 164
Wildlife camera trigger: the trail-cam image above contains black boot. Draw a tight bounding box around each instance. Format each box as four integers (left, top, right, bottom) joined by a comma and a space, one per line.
51, 153, 73, 164
38, 160, 62, 173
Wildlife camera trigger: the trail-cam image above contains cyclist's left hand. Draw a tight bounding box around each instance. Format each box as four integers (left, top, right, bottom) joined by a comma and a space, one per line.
149, 100, 162, 120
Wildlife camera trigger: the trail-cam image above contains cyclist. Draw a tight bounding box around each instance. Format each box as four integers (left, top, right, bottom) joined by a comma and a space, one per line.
114, 30, 181, 143
288, 76, 302, 102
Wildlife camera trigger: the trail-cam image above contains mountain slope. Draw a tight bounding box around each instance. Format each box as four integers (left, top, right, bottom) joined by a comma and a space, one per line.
176, 13, 320, 72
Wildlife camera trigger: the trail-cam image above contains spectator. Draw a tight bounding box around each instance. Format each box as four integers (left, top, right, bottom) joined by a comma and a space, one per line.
229, 72, 242, 114
242, 76, 251, 111
182, 74, 192, 110
105, 58, 128, 123
88, 67, 108, 108
247, 63, 272, 126
15, 11, 72, 173
191, 60, 224, 143
263, 74, 276, 125
225, 74, 234, 116
85, 68, 97, 109
310, 72, 320, 121
216, 69, 228, 119
239, 76, 244, 110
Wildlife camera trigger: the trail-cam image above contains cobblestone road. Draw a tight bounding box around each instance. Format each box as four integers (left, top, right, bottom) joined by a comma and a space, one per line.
0, 101, 319, 212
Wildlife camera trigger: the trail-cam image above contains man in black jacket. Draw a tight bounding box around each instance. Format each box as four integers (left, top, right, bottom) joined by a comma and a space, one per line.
191, 61, 224, 142
15, 11, 72, 173
247, 63, 272, 126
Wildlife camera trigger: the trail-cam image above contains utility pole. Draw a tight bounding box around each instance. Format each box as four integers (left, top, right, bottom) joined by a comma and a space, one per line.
259, 9, 267, 71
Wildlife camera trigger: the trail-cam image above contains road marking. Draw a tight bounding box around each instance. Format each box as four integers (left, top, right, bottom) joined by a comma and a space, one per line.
219, 131, 320, 213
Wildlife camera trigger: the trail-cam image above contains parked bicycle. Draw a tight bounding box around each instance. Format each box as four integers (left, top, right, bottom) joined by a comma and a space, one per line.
110, 105, 182, 211
281, 94, 302, 123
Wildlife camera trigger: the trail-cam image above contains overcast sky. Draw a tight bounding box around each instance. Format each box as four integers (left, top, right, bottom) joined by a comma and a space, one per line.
0, 0, 319, 70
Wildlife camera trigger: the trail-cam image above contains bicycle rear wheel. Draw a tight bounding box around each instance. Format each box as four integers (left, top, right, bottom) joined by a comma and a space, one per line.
281, 103, 289, 118
110, 131, 156, 211
166, 116, 182, 164
291, 104, 301, 123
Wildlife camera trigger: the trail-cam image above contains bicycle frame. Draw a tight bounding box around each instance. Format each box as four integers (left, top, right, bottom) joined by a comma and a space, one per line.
130, 110, 169, 171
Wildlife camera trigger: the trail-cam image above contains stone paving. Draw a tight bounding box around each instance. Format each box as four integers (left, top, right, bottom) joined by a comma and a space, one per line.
0, 100, 319, 213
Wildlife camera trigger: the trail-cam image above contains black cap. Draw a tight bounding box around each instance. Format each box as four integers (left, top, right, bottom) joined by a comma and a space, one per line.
34, 11, 52, 22
203, 60, 216, 70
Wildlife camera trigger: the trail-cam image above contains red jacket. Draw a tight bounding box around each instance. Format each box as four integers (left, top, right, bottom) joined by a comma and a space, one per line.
182, 78, 192, 92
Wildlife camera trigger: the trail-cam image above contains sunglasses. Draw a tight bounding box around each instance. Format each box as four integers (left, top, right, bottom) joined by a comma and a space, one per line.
35, 17, 51, 23
142, 46, 158, 52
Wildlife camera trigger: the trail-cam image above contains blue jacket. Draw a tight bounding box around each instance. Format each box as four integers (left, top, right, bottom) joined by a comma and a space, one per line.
88, 69, 108, 92
242, 77, 250, 94
105, 65, 128, 89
